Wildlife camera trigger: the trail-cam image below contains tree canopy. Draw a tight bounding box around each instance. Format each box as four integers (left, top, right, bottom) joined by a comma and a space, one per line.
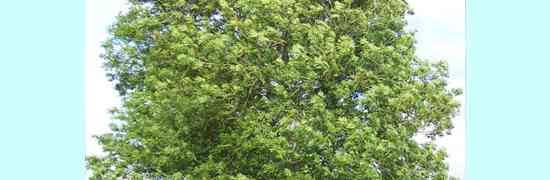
87, 0, 462, 179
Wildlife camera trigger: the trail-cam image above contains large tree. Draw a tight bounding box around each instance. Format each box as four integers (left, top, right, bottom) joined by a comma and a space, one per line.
87, 0, 462, 179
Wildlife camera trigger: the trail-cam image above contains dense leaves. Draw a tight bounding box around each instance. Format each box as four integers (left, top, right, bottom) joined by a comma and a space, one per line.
88, 0, 462, 179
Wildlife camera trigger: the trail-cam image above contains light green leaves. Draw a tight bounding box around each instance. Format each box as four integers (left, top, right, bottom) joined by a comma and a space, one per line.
88, 0, 461, 179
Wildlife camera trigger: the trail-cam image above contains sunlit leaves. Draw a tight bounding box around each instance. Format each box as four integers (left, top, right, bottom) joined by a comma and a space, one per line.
88, 0, 461, 179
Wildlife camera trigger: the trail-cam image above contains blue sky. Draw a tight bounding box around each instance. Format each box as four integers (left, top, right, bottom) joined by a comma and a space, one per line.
85, 0, 465, 178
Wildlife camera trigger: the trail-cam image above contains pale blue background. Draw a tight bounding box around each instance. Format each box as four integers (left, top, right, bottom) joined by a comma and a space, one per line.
467, 0, 550, 179
0, 1, 84, 179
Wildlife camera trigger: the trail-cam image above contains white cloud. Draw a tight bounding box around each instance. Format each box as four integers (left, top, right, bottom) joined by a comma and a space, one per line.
407, 0, 465, 178
417, 41, 465, 60
407, 0, 465, 32
406, 0, 465, 81
85, 0, 127, 157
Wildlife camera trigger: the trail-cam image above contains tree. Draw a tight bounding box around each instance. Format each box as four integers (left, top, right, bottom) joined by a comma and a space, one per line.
87, 0, 462, 179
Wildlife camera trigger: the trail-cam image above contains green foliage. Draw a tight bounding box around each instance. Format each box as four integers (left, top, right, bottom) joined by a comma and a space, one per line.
87, 0, 462, 179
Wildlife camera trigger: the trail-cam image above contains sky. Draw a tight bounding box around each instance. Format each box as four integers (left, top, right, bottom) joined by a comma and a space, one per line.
85, 0, 465, 178
406, 0, 465, 178
84, 0, 126, 157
